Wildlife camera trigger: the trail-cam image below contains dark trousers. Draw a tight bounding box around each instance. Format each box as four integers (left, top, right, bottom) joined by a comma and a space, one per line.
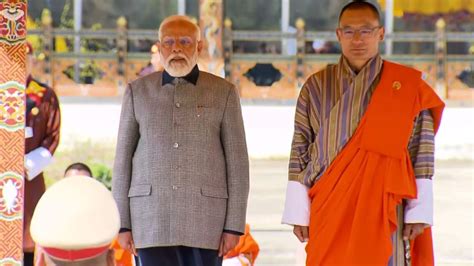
24, 252, 34, 266
138, 246, 222, 266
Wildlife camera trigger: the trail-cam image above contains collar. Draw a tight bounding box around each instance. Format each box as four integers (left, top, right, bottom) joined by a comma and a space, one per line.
338, 54, 383, 79
162, 65, 199, 86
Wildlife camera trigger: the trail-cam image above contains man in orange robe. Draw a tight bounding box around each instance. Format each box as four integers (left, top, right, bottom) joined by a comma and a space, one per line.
282, 1, 444, 265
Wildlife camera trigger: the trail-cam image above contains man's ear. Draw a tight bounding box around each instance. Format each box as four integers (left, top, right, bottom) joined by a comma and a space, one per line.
156, 42, 162, 53
197, 40, 203, 54
336, 28, 342, 43
379, 27, 385, 41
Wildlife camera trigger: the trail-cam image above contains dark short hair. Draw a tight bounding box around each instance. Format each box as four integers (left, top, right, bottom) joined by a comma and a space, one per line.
64, 162, 93, 177
339, 1, 381, 25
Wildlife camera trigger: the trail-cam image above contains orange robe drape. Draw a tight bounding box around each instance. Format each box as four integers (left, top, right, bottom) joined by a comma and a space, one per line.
110, 238, 134, 266
306, 61, 444, 265
224, 224, 260, 265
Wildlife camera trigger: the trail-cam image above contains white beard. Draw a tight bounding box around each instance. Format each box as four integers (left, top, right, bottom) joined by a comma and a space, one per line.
162, 52, 198, 77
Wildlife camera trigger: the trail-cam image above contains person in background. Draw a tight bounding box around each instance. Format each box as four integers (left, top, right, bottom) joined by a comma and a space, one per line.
223, 224, 259, 266
34, 163, 136, 266
136, 42, 163, 78
64, 162, 93, 177
24, 42, 61, 266
30, 176, 120, 266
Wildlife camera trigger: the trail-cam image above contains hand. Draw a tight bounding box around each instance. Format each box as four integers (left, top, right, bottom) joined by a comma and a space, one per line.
403, 223, 427, 240
218, 232, 240, 257
293, 225, 309, 243
117, 231, 137, 256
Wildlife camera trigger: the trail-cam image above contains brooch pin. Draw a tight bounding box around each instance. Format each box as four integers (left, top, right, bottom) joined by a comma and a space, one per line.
31, 107, 39, 116
392, 81, 401, 90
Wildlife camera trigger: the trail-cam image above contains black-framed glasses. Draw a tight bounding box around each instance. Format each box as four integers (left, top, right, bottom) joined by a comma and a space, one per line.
338, 26, 382, 39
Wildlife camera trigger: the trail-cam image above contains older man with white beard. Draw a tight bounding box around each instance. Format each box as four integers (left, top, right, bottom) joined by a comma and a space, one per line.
112, 15, 249, 266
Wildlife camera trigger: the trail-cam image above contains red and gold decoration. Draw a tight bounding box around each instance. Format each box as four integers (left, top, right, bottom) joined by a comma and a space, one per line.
0, 82, 24, 131
0, 0, 26, 44
0, 0, 26, 265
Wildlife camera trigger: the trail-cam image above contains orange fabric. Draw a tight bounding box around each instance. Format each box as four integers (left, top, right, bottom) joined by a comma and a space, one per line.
110, 238, 134, 266
411, 227, 434, 266
306, 61, 444, 265
224, 224, 260, 265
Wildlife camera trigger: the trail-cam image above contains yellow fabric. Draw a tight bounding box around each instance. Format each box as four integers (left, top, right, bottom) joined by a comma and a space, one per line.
378, 0, 474, 16
55, 37, 69, 53
26, 16, 42, 53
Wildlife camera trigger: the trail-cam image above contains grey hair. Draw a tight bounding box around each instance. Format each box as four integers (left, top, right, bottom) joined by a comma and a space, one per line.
158, 15, 201, 41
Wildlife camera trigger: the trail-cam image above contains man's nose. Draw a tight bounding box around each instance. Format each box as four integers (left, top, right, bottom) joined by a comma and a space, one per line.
172, 42, 183, 52
351, 31, 363, 43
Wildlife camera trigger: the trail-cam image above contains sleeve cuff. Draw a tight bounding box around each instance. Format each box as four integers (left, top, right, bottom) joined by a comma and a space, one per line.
281, 180, 310, 226
25, 147, 53, 181
223, 229, 244, 236
25, 127, 33, 139
404, 178, 433, 225
119, 228, 131, 233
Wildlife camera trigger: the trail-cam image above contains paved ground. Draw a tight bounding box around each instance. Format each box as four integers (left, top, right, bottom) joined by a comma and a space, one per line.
247, 159, 473, 265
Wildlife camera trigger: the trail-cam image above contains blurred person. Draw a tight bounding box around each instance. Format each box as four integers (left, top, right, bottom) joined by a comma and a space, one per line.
282, 1, 444, 265
30, 176, 120, 266
34, 164, 136, 266
24, 42, 61, 266
64, 162, 93, 177
223, 224, 259, 266
112, 15, 249, 266
136, 42, 163, 78
312, 39, 340, 54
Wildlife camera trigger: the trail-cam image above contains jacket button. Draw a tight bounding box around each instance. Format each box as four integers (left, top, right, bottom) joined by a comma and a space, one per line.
173, 142, 179, 148
175, 102, 181, 108
172, 185, 178, 190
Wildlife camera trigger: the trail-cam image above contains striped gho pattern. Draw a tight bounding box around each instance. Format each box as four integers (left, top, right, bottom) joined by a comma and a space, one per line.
289, 55, 435, 186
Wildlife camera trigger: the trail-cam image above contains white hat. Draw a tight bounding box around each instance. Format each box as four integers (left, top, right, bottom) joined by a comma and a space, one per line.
31, 176, 120, 261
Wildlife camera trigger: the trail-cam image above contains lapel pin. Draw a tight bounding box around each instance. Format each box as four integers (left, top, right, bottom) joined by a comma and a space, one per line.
393, 81, 401, 90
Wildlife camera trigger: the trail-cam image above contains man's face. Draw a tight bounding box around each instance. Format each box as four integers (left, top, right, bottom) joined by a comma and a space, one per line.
158, 20, 202, 77
337, 8, 384, 67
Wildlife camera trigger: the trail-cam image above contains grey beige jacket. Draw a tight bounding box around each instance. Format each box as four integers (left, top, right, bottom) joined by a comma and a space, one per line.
112, 70, 249, 250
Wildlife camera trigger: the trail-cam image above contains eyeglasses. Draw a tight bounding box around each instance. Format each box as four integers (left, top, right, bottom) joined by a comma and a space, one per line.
338, 26, 381, 39
160, 36, 194, 48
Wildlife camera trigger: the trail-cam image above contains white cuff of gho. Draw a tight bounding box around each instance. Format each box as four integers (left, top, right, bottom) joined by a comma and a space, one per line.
282, 180, 310, 226
25, 147, 53, 181
404, 178, 433, 226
